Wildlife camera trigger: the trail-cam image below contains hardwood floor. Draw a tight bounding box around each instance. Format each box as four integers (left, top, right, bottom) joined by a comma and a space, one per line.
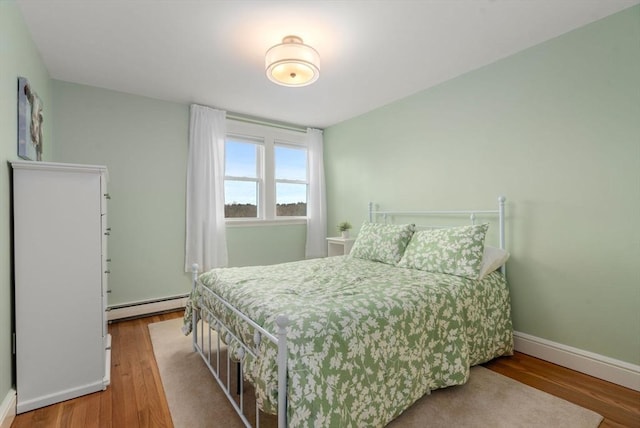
484, 353, 640, 428
11, 310, 640, 427
11, 312, 178, 428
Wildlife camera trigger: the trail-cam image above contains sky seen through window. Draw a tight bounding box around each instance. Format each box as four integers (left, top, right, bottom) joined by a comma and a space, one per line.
225, 140, 307, 205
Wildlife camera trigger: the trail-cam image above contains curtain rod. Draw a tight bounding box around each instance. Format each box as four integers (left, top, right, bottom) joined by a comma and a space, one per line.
226, 113, 309, 133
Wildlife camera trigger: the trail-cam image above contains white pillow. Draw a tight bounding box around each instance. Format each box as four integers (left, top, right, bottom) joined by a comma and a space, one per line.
478, 246, 510, 280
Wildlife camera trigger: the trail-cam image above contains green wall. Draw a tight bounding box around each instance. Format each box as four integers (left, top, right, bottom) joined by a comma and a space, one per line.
227, 224, 307, 267
0, 0, 52, 406
52, 81, 191, 305
324, 6, 640, 365
51, 82, 308, 305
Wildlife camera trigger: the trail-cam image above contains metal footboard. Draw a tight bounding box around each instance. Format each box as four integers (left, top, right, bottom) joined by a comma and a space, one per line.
190, 264, 289, 428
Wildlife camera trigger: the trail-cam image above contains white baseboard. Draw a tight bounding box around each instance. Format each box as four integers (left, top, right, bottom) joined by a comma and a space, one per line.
17, 380, 108, 414
514, 331, 640, 391
107, 295, 188, 321
0, 389, 16, 428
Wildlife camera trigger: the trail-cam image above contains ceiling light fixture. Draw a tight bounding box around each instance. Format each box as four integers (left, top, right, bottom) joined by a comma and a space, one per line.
265, 35, 320, 87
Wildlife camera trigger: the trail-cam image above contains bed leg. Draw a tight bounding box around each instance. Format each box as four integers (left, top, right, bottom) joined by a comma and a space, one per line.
276, 314, 289, 428
191, 263, 199, 352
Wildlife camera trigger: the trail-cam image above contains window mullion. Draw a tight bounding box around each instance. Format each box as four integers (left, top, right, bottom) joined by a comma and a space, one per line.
254, 142, 264, 220
263, 134, 276, 220
275, 178, 308, 185
225, 176, 258, 182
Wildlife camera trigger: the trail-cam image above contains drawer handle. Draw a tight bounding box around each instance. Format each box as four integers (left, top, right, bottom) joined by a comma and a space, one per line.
104, 270, 111, 274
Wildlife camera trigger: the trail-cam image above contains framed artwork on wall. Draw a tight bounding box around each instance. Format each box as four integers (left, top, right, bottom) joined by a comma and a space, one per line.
17, 76, 43, 161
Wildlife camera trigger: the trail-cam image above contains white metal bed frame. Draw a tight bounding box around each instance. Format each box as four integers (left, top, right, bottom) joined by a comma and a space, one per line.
190, 196, 507, 428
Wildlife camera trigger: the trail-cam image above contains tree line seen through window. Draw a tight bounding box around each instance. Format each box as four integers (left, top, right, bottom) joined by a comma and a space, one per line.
225, 202, 306, 218
224, 132, 308, 219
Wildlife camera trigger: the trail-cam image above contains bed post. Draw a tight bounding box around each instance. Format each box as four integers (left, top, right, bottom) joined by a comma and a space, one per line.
368, 201, 373, 222
498, 196, 506, 249
498, 196, 506, 275
275, 314, 290, 428
191, 263, 199, 351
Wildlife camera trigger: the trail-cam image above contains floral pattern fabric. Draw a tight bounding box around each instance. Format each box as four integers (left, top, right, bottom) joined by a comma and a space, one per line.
183, 256, 513, 428
349, 222, 415, 265
397, 224, 489, 279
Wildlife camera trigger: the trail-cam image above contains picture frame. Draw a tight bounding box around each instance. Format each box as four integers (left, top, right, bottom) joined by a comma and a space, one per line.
17, 76, 43, 161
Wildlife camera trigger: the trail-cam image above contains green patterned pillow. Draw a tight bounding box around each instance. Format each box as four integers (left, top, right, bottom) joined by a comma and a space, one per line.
350, 223, 415, 265
398, 223, 489, 279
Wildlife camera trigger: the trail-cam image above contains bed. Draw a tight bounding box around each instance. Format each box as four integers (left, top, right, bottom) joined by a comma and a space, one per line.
183, 197, 513, 427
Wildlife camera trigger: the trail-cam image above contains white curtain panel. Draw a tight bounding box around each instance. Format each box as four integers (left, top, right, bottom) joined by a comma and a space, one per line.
305, 128, 327, 258
185, 104, 228, 272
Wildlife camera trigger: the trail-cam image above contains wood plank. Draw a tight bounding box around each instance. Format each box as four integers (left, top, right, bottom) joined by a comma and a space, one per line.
99, 378, 113, 428
11, 310, 639, 427
118, 319, 144, 427
82, 391, 102, 428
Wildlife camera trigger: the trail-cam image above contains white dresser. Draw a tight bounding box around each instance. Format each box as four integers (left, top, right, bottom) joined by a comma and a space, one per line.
12, 161, 111, 413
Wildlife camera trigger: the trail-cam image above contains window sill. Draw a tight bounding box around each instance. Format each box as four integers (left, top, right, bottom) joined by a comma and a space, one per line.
225, 218, 307, 227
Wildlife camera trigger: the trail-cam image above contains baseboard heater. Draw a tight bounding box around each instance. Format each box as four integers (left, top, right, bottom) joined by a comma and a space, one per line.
107, 294, 189, 321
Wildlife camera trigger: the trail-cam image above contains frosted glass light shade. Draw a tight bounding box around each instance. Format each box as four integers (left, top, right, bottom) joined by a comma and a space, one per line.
265, 36, 320, 87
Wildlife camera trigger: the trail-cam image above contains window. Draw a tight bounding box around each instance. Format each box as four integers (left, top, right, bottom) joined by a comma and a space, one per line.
224, 138, 261, 218
275, 144, 307, 216
224, 120, 307, 221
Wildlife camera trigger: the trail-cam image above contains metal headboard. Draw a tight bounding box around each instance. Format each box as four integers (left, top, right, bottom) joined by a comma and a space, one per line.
368, 195, 507, 251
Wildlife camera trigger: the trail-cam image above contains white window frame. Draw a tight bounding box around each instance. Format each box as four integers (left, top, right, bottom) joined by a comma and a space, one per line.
225, 119, 307, 226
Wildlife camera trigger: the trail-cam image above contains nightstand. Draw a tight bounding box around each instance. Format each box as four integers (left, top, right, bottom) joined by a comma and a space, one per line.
326, 237, 355, 256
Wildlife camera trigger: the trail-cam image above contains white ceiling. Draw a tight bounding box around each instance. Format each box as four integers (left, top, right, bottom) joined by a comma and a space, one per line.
17, 0, 639, 129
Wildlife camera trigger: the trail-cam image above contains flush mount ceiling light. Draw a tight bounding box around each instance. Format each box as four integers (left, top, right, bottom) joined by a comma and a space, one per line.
265, 35, 320, 87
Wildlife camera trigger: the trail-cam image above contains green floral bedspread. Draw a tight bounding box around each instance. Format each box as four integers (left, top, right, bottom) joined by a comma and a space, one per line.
183, 256, 513, 427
